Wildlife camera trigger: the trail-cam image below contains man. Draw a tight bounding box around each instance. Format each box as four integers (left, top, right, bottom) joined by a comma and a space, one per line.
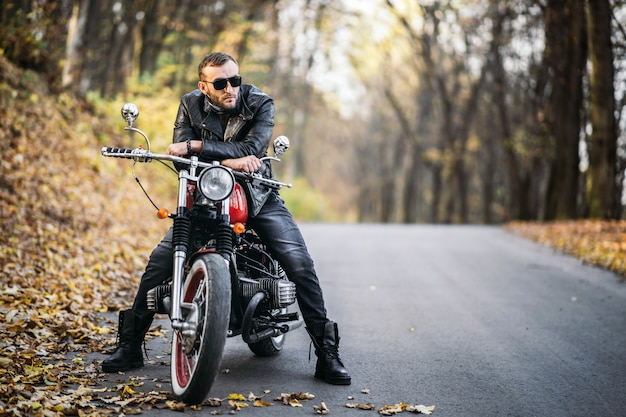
102, 52, 351, 385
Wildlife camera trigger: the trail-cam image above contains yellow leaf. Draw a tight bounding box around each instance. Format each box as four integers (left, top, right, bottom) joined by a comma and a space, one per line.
93, 325, 114, 334
24, 364, 44, 376
378, 403, 408, 415
227, 393, 246, 401
314, 401, 329, 415
289, 399, 302, 407
253, 399, 273, 407
228, 400, 248, 410
295, 392, 315, 400
122, 385, 135, 396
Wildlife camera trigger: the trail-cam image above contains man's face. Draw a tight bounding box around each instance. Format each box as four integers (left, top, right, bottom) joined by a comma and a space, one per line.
198, 60, 240, 110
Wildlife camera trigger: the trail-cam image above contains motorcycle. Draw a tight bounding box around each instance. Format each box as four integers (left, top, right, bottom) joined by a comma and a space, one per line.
101, 103, 302, 404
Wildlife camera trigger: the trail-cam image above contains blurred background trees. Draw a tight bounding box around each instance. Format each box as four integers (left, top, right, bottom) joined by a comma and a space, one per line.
1, 0, 624, 224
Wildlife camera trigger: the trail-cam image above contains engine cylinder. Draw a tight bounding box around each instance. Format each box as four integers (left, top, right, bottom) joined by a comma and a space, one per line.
240, 278, 296, 310
146, 283, 171, 314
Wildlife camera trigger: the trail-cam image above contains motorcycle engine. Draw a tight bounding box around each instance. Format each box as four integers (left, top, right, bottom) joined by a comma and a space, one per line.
240, 278, 296, 310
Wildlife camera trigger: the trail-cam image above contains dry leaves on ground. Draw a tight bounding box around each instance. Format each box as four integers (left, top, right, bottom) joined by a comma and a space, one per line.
505, 220, 626, 279
0, 55, 167, 415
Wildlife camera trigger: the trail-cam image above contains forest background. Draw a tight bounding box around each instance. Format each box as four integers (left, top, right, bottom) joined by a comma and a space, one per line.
3, 0, 626, 224
1, 0, 626, 414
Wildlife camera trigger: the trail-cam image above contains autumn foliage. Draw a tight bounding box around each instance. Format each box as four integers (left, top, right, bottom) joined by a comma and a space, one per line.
0, 55, 167, 414
505, 220, 626, 280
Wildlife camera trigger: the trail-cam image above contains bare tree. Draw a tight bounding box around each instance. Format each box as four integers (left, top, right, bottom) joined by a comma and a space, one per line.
385, 0, 491, 223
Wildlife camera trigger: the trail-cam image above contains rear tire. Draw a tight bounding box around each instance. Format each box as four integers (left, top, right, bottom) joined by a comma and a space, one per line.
246, 308, 287, 357
170, 253, 231, 404
247, 332, 285, 356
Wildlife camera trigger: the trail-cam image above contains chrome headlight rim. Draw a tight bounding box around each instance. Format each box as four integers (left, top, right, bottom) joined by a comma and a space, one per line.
197, 166, 235, 202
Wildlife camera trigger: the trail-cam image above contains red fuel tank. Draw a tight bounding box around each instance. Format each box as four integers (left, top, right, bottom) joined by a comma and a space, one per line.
229, 183, 248, 224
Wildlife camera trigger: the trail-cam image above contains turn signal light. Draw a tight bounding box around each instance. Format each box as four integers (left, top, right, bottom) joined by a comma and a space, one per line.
233, 222, 245, 235
157, 208, 170, 219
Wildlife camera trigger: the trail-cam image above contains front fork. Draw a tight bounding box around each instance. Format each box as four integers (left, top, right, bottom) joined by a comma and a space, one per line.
170, 157, 231, 336
170, 159, 195, 333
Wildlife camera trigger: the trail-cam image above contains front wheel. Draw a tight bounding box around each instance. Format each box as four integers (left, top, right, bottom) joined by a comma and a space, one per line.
170, 253, 231, 404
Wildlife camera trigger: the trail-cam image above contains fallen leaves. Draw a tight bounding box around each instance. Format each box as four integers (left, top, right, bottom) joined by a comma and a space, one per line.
2, 380, 171, 416
0, 56, 170, 415
253, 398, 274, 407
201, 391, 435, 415
347, 402, 376, 410
377, 403, 436, 415
314, 400, 329, 414
506, 220, 626, 279
276, 391, 315, 407
345, 389, 435, 415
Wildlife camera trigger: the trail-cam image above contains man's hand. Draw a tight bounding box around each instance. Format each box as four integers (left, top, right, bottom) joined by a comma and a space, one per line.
166, 141, 188, 157
166, 140, 200, 157
222, 155, 262, 173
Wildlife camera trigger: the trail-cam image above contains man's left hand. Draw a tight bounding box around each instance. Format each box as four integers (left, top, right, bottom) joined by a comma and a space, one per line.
222, 155, 262, 173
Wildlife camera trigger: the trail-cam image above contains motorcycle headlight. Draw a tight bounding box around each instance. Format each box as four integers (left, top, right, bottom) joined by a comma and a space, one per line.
198, 166, 235, 201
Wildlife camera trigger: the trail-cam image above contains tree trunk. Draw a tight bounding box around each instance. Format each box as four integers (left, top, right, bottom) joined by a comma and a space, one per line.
402, 143, 422, 223
430, 163, 443, 223
586, 0, 618, 219
63, 0, 89, 89
138, 0, 169, 78
542, 0, 586, 220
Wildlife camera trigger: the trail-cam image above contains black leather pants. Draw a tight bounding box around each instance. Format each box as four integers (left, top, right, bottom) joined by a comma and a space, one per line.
131, 192, 328, 332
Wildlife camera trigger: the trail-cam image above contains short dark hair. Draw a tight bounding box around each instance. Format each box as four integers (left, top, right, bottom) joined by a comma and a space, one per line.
198, 52, 238, 78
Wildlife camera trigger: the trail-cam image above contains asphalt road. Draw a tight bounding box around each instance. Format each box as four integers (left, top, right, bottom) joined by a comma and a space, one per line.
91, 224, 626, 416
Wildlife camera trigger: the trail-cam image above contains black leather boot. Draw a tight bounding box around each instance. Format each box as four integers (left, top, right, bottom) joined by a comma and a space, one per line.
101, 309, 152, 373
307, 321, 351, 385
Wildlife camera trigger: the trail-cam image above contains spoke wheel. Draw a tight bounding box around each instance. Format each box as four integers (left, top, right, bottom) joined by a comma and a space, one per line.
170, 253, 230, 405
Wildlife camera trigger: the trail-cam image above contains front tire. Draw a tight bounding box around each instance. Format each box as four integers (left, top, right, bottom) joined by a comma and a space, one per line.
170, 253, 231, 404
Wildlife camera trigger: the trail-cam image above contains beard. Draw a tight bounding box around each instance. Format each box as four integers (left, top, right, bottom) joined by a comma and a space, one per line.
207, 90, 238, 110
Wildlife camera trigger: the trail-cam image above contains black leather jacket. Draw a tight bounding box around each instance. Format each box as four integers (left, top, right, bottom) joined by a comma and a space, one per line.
172, 84, 276, 215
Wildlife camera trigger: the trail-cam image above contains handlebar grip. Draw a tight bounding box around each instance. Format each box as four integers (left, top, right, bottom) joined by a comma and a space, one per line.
101, 147, 150, 161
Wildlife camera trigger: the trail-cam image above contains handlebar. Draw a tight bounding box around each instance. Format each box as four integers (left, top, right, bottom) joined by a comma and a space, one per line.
101, 147, 292, 189
101, 146, 213, 167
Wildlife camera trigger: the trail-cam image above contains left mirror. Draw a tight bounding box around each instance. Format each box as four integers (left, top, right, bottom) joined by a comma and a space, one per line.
121, 103, 139, 127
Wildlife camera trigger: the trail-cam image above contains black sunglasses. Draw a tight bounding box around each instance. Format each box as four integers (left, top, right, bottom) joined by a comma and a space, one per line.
202, 75, 242, 90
